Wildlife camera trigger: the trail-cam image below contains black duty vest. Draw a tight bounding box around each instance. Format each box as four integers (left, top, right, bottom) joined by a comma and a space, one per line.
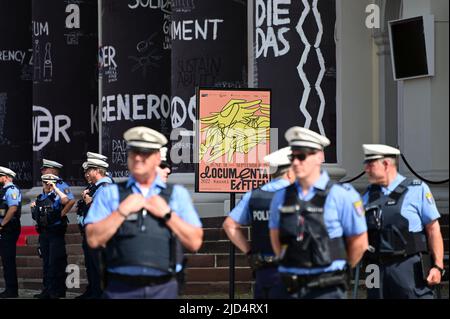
279, 182, 347, 268
32, 193, 63, 228
248, 188, 276, 255
365, 179, 428, 258
105, 182, 183, 274
77, 181, 111, 219
0, 185, 22, 220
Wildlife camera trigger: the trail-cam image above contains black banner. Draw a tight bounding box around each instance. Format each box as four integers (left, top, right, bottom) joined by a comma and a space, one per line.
100, 0, 171, 178
0, 0, 33, 189
171, 0, 247, 173
32, 0, 98, 186
254, 0, 337, 162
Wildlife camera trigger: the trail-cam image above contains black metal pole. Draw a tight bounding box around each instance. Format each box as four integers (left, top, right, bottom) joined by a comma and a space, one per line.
229, 193, 236, 299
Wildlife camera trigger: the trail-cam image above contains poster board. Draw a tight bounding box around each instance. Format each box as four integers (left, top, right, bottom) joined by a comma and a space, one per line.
195, 88, 271, 193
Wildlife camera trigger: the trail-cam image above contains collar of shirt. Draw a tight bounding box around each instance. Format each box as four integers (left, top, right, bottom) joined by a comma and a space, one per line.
2, 182, 13, 189
294, 170, 330, 200
126, 174, 166, 197
95, 177, 112, 186
382, 173, 406, 195
261, 177, 291, 192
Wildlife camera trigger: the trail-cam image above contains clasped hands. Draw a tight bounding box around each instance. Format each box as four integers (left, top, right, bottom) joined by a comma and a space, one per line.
117, 194, 170, 219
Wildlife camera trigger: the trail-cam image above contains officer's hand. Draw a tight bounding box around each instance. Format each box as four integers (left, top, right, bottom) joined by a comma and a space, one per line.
82, 189, 90, 197
427, 268, 442, 286
30, 201, 36, 208
145, 195, 170, 219
117, 194, 146, 217
84, 194, 93, 205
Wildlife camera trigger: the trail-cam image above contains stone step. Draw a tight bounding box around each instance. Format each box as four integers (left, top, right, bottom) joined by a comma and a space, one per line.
24, 227, 248, 246
0, 267, 87, 280
0, 278, 87, 293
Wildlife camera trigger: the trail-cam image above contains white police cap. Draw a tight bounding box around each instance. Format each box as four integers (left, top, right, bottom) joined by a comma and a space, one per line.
363, 144, 400, 162
285, 126, 330, 150
82, 162, 89, 170
0, 166, 16, 178
86, 152, 108, 161
41, 174, 60, 183
123, 126, 167, 151
264, 147, 292, 168
41, 159, 63, 169
160, 147, 168, 162
86, 158, 109, 169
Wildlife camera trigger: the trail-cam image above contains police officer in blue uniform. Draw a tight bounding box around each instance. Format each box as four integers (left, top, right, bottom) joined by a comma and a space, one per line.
157, 147, 171, 183
0, 167, 22, 298
361, 144, 445, 299
31, 174, 71, 299
76, 154, 113, 299
223, 147, 295, 299
269, 127, 369, 299
40, 159, 76, 217
85, 126, 203, 299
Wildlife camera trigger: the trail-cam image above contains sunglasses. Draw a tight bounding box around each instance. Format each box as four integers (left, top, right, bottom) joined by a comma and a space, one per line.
288, 150, 317, 162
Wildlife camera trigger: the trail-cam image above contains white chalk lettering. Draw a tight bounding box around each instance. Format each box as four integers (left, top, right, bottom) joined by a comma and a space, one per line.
101, 93, 171, 122
256, 0, 291, 58
171, 19, 224, 41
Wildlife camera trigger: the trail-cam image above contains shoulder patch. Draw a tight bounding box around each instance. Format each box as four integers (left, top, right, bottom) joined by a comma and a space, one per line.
11, 192, 18, 200
353, 200, 365, 217
64, 188, 70, 194
425, 192, 435, 205
340, 183, 353, 191
411, 179, 422, 186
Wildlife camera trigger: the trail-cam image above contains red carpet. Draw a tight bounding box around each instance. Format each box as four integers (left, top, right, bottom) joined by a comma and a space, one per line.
17, 226, 38, 246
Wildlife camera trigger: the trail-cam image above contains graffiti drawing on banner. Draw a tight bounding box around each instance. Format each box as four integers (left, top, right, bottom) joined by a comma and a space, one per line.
32, 21, 49, 37
101, 93, 171, 122
177, 57, 221, 87
43, 43, 53, 81
112, 139, 127, 166
255, 0, 291, 58
129, 33, 162, 78
33, 40, 41, 83
99, 46, 118, 82
32, 105, 71, 151
171, 19, 224, 41
0, 93, 10, 145
128, 0, 170, 13
172, 0, 196, 13
8, 161, 32, 182
0, 49, 33, 81
200, 99, 270, 163
90, 103, 99, 134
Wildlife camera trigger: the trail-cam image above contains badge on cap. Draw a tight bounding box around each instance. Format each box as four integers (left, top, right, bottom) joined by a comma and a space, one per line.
425, 192, 435, 205
353, 200, 365, 216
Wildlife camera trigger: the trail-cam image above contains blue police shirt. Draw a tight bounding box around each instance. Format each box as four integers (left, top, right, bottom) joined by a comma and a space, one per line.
269, 170, 368, 275
56, 180, 75, 200
93, 177, 113, 198
78, 177, 114, 227
37, 191, 64, 226
85, 174, 202, 276
362, 173, 440, 232
229, 178, 291, 226
2, 182, 22, 207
